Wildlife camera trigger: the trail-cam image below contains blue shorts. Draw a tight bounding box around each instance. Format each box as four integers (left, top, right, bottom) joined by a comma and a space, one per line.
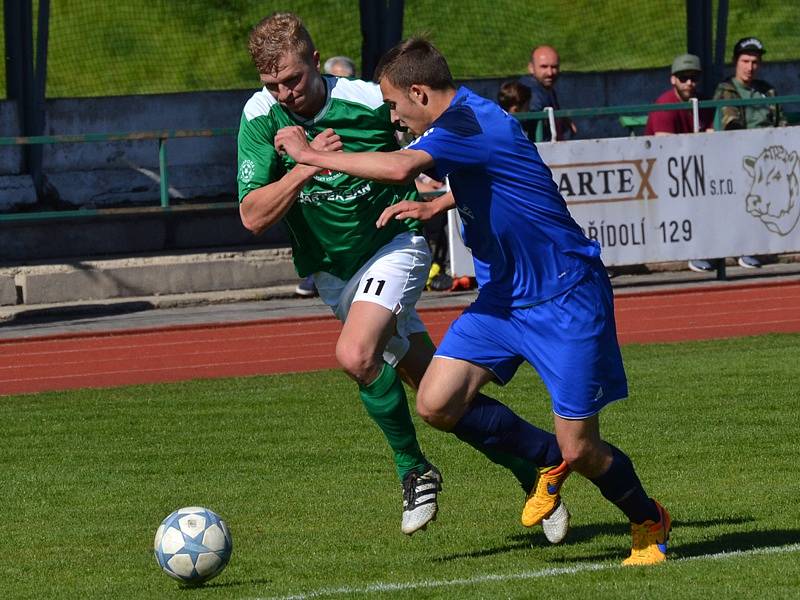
435, 264, 628, 419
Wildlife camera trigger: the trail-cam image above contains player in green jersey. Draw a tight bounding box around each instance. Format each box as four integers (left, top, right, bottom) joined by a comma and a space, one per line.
237, 12, 571, 540
238, 11, 441, 535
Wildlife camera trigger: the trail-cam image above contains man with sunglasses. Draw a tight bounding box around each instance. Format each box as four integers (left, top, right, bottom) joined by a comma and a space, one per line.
645, 54, 716, 274
644, 54, 713, 136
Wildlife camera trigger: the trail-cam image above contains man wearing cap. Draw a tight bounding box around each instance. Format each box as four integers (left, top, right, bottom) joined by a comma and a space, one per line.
714, 37, 787, 131
646, 55, 715, 273
644, 54, 714, 136
711, 37, 786, 270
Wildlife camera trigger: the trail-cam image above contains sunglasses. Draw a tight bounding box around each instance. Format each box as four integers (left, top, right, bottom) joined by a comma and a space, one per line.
675, 73, 700, 83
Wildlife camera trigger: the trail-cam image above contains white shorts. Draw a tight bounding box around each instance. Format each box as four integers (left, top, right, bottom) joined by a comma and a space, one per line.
314, 232, 431, 367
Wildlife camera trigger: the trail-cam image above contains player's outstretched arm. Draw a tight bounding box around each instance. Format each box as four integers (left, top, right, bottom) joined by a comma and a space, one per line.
376, 192, 456, 228
275, 125, 433, 185
240, 129, 342, 234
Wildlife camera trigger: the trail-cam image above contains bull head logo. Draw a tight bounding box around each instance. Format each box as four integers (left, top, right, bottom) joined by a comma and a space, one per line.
742, 145, 800, 236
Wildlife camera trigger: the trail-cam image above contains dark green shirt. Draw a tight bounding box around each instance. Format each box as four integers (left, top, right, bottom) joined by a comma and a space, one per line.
237, 76, 421, 280
713, 77, 786, 130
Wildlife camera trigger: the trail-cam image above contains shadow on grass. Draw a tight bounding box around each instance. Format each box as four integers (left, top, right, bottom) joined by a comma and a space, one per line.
178, 576, 274, 591
671, 528, 800, 559
577, 518, 800, 564
434, 521, 636, 562
434, 515, 794, 562
571, 525, 800, 563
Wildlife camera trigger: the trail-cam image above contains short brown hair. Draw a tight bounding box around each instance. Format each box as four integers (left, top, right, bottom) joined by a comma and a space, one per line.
498, 81, 531, 112
375, 38, 454, 90
248, 12, 316, 75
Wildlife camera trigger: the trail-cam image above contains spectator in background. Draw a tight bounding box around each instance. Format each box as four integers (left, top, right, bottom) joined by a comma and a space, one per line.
519, 45, 576, 141
498, 80, 531, 114
644, 54, 713, 136
711, 36, 787, 270
714, 37, 786, 131
323, 55, 356, 78
295, 54, 357, 297
644, 54, 716, 274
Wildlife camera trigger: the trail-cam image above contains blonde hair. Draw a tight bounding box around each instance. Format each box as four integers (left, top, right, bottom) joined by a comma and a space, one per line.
248, 12, 316, 75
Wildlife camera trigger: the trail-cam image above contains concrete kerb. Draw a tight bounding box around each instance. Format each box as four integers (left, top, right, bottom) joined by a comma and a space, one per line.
2, 247, 297, 306
0, 283, 301, 325
0, 274, 16, 305
1, 251, 798, 325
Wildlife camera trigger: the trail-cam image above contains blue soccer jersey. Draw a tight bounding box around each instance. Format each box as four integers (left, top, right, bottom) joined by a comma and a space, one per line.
407, 86, 600, 307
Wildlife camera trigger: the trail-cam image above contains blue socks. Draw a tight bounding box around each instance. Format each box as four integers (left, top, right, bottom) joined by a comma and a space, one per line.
451, 393, 563, 490
452, 393, 658, 524
589, 444, 659, 524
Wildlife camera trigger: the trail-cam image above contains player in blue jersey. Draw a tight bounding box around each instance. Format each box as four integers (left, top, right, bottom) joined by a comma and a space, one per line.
243, 14, 572, 542
275, 38, 670, 565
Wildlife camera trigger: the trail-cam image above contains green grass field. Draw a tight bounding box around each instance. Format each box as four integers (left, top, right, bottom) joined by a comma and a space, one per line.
4, 1, 799, 97
2, 334, 799, 599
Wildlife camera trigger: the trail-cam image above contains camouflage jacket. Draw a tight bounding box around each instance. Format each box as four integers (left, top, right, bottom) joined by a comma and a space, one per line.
713, 78, 787, 130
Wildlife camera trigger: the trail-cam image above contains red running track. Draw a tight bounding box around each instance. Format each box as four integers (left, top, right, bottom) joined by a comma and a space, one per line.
1, 280, 798, 396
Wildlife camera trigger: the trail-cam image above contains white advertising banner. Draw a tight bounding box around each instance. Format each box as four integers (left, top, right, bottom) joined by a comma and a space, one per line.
449, 127, 800, 275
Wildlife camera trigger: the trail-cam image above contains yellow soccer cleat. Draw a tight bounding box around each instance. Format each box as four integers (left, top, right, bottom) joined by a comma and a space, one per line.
622, 501, 671, 566
521, 461, 570, 527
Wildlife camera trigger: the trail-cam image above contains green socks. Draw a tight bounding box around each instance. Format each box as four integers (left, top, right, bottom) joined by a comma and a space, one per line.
359, 362, 427, 480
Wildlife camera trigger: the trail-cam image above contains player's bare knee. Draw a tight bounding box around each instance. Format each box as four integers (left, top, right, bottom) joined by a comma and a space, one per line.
561, 443, 607, 477
562, 452, 589, 474
335, 342, 380, 385
415, 388, 458, 430
416, 403, 454, 430
413, 393, 440, 428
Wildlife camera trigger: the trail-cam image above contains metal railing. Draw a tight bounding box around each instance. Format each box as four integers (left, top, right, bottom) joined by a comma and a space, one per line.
0, 127, 238, 222
516, 94, 800, 141
1, 95, 798, 223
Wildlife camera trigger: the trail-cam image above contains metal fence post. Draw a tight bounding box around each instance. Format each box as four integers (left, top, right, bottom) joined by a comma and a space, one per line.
158, 137, 170, 208
545, 107, 557, 141
691, 97, 700, 132
535, 120, 544, 143
716, 260, 727, 281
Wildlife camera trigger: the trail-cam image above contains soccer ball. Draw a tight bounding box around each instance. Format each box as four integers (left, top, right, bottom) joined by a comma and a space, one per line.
153, 506, 233, 585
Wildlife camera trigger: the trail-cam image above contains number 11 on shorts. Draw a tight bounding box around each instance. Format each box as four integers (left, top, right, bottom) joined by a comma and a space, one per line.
363, 277, 386, 296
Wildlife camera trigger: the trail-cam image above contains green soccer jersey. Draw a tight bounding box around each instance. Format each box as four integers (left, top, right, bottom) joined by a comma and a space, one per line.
237, 76, 421, 280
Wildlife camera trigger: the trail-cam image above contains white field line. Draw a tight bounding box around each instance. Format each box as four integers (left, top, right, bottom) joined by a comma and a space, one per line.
252, 542, 800, 600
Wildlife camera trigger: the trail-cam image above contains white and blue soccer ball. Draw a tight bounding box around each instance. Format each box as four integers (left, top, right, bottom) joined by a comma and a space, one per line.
154, 506, 233, 585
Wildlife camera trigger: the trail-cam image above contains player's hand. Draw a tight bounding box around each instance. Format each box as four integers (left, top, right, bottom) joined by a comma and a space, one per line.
414, 174, 445, 193
376, 200, 439, 228
309, 128, 342, 153
275, 126, 312, 161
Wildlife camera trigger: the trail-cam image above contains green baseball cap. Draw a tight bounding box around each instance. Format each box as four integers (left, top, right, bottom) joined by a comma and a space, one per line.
671, 54, 702, 74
